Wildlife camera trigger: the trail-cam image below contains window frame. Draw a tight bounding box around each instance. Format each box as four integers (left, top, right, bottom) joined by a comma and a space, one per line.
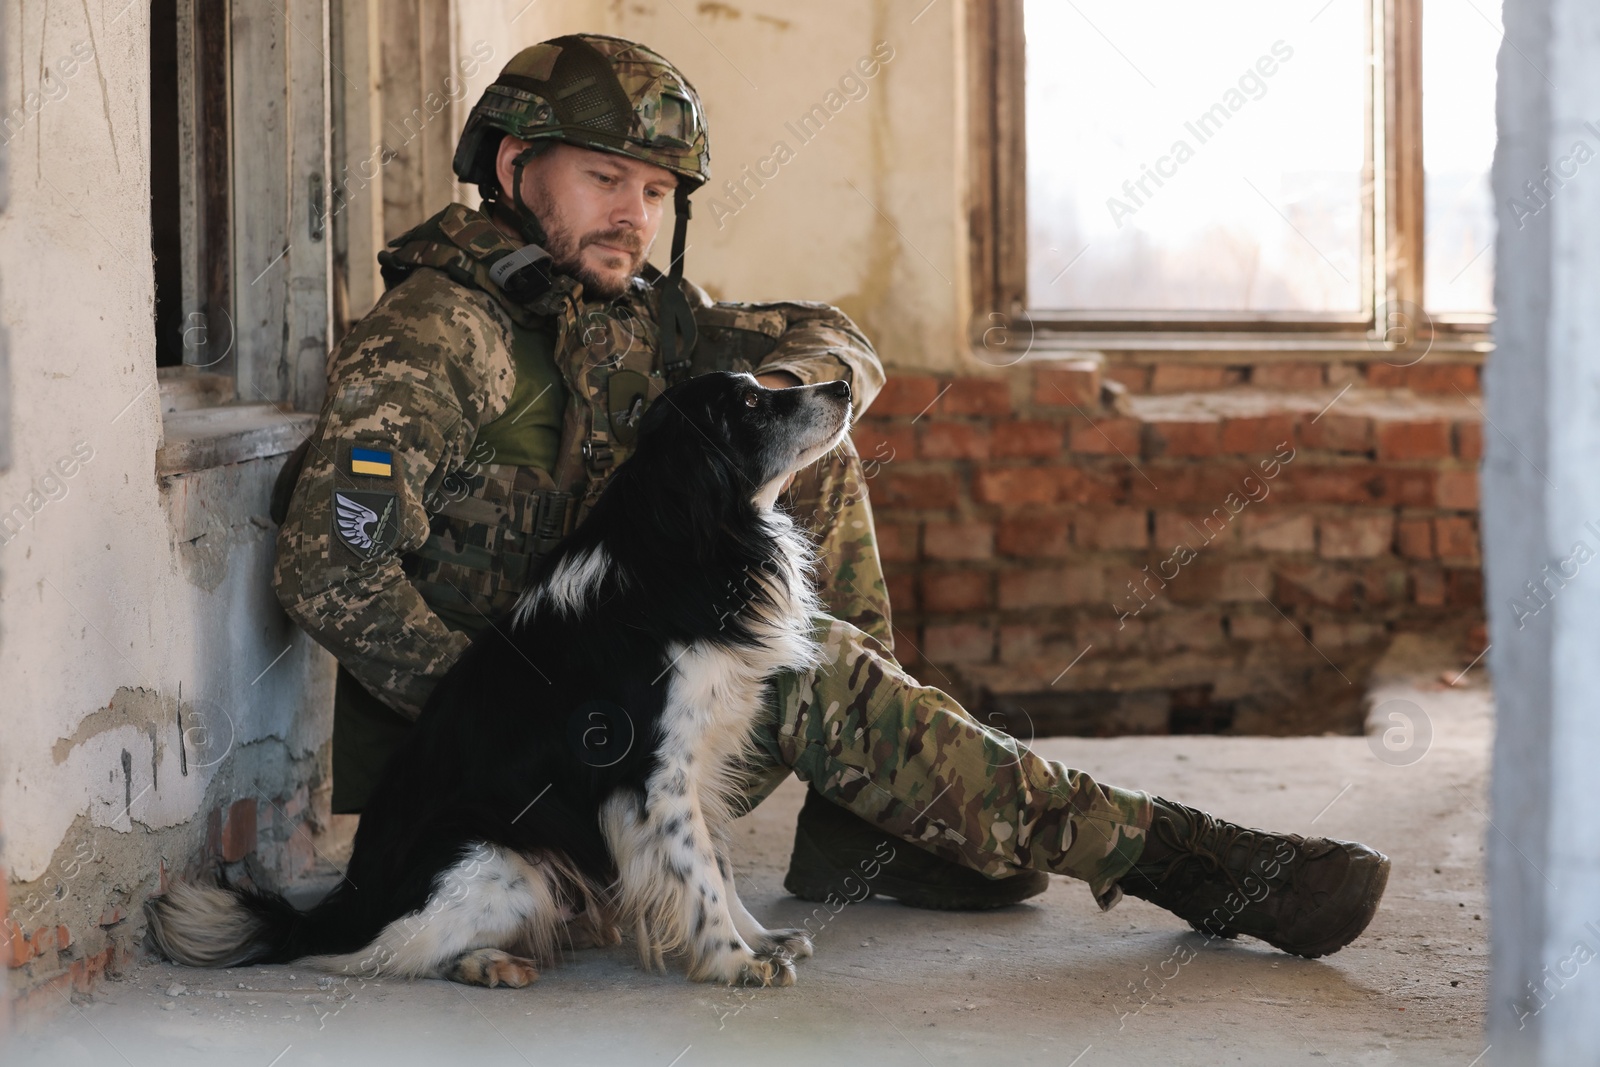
968, 0, 1493, 352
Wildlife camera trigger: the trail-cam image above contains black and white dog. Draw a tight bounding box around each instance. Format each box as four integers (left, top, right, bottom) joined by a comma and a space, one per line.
147, 371, 853, 989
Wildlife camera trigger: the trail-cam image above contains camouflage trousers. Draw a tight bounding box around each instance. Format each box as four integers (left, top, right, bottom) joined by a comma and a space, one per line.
772, 438, 1153, 906
732, 618, 1152, 906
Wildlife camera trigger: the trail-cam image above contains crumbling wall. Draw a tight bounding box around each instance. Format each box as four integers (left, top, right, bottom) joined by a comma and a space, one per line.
0, 4, 335, 1016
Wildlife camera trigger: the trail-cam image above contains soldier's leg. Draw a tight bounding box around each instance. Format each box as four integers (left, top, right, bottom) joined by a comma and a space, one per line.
740, 618, 1391, 956
780, 434, 893, 651
777, 440, 1050, 907
742, 618, 1151, 905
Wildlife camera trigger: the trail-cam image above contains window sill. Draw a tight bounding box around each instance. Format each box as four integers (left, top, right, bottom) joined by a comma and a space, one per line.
1019, 333, 1492, 361
157, 403, 314, 476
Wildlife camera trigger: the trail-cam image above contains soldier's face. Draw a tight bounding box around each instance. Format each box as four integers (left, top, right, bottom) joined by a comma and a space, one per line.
502, 141, 677, 300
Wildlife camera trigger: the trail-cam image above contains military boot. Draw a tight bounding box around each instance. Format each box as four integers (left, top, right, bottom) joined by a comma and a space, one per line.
1117, 796, 1390, 959
783, 789, 1050, 910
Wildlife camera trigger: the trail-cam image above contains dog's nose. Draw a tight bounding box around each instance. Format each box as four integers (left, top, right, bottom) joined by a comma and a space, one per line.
821, 380, 851, 401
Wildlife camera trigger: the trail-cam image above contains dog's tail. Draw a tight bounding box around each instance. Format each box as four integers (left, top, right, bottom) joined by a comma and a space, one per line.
144, 876, 365, 968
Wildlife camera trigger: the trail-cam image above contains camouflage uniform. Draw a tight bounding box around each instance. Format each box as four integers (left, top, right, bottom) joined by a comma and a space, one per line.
272, 33, 1154, 905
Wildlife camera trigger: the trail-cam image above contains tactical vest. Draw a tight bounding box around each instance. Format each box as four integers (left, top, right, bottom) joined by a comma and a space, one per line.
263, 203, 788, 628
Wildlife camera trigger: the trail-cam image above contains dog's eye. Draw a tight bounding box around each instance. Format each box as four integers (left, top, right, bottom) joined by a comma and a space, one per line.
743, 391, 760, 409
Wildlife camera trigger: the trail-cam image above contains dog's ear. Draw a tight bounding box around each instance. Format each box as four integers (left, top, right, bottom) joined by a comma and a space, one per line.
618, 393, 748, 554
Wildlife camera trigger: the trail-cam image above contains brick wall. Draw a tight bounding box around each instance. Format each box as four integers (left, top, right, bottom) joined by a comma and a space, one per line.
854, 355, 1484, 737
4, 780, 332, 1021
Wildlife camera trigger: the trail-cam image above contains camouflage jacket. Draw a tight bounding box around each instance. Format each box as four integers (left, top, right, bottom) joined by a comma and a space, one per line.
272, 202, 884, 718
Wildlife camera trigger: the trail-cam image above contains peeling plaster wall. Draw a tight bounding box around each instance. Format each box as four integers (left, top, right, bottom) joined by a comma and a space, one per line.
0, 2, 334, 997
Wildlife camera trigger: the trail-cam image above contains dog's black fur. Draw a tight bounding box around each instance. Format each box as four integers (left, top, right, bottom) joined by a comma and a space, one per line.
146, 371, 852, 988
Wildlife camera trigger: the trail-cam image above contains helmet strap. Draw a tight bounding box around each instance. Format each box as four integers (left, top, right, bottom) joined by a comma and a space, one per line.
658, 185, 697, 380
503, 145, 551, 247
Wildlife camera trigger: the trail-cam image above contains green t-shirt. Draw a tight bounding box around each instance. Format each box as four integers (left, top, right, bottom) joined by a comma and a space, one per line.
471, 319, 567, 473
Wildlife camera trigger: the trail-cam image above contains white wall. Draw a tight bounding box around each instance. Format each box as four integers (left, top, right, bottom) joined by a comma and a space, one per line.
0, 0, 329, 931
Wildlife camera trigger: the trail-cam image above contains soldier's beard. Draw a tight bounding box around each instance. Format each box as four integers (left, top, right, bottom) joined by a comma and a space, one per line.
523, 183, 647, 302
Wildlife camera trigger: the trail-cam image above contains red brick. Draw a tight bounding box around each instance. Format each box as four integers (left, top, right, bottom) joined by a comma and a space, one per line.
1058, 466, 1128, 505
222, 798, 258, 862
1227, 613, 1278, 641
5, 919, 32, 968
918, 422, 990, 461
871, 375, 943, 416
992, 421, 1065, 458
1456, 419, 1483, 461
1275, 465, 1435, 507
98, 905, 126, 927
853, 423, 915, 467
1273, 564, 1360, 611
1436, 469, 1479, 509
1409, 363, 1480, 395
1144, 418, 1222, 459
1240, 511, 1315, 552
1034, 362, 1101, 407
999, 624, 1044, 663
998, 567, 1104, 608
1167, 561, 1273, 604
1318, 515, 1395, 559
997, 517, 1072, 558
1447, 568, 1485, 608
1221, 415, 1297, 455
876, 470, 960, 510
1252, 363, 1325, 389
920, 570, 992, 613
1146, 610, 1228, 653
886, 572, 917, 613
974, 468, 1058, 506
1434, 516, 1480, 563
876, 522, 919, 564
1300, 413, 1373, 454
924, 521, 994, 561
1150, 364, 1226, 393
55, 925, 71, 951
1155, 511, 1238, 549
1412, 567, 1447, 606
940, 379, 1012, 417
1396, 517, 1434, 559
924, 623, 995, 663
1074, 508, 1149, 550
1069, 417, 1140, 456
1104, 364, 1150, 393
1366, 363, 1407, 388
1375, 418, 1453, 461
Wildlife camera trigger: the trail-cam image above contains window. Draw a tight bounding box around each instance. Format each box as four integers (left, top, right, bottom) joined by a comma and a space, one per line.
150, 0, 332, 414
971, 0, 1498, 337
1423, 0, 1500, 316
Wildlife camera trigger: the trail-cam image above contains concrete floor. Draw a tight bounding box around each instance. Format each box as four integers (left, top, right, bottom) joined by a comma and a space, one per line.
3, 669, 1492, 1067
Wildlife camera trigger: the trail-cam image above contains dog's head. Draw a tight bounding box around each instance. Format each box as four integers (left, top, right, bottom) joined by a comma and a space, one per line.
630, 371, 853, 511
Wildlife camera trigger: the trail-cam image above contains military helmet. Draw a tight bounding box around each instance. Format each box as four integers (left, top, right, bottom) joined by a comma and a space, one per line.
454, 34, 711, 195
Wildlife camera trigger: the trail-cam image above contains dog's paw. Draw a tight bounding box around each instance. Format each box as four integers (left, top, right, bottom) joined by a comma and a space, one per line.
753, 950, 799, 987
691, 946, 793, 988
447, 948, 540, 988
756, 928, 813, 961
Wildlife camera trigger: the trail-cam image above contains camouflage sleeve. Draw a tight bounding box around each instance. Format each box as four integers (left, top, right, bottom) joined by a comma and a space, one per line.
681, 279, 884, 419
272, 270, 517, 719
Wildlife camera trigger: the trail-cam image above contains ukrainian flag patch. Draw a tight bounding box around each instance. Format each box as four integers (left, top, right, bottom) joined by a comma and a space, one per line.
350, 446, 394, 478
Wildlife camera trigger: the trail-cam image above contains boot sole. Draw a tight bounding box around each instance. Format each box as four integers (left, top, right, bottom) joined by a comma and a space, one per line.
1276, 850, 1392, 959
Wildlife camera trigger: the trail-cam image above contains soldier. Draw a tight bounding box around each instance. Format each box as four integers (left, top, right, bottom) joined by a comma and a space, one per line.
273, 34, 1390, 957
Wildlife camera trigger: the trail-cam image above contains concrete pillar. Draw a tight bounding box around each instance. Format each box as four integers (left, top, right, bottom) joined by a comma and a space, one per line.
1486, 0, 1600, 1061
